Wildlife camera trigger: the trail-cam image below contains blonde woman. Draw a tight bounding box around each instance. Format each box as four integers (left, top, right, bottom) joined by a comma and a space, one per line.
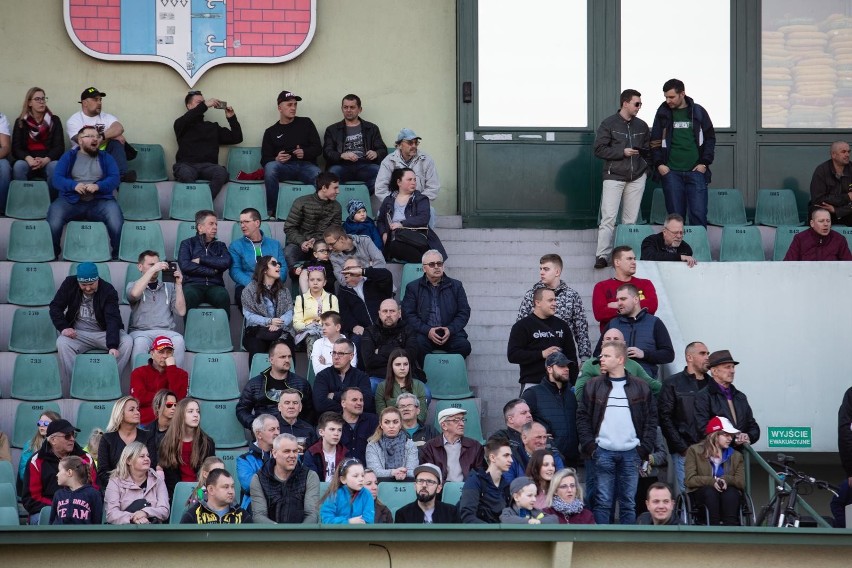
96, 396, 157, 489
104, 441, 169, 524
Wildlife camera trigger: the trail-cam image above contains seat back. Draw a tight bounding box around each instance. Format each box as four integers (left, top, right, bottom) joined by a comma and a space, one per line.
276, 184, 314, 220
173, 221, 198, 259
12, 401, 61, 448
11, 354, 62, 401
9, 308, 57, 353
613, 224, 654, 258
649, 186, 668, 225
216, 449, 245, 498
377, 482, 416, 516
833, 226, 852, 252
399, 263, 424, 301
441, 481, 464, 506
0, 461, 15, 487
223, 183, 268, 220
117, 182, 162, 221
720, 226, 765, 261
75, 401, 117, 442
0, 483, 16, 508
189, 354, 240, 400
773, 225, 807, 260
70, 354, 122, 400
432, 400, 484, 444
336, 184, 373, 220
423, 353, 473, 399
119, 222, 166, 262
707, 189, 749, 226
681, 225, 712, 262
170, 183, 214, 221
169, 482, 197, 524
127, 143, 168, 182
62, 221, 111, 262
8, 262, 56, 306
198, 400, 247, 448
6, 180, 50, 219
185, 308, 233, 353
0, 506, 20, 526
248, 352, 270, 379
7, 220, 55, 262
226, 147, 263, 182
754, 189, 801, 227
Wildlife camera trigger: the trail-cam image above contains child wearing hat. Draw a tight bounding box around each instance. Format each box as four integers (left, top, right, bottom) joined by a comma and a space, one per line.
500, 476, 558, 525
343, 199, 383, 251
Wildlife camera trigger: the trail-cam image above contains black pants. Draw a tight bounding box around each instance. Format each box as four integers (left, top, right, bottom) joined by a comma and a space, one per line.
692, 485, 741, 525
242, 326, 296, 363
383, 238, 427, 264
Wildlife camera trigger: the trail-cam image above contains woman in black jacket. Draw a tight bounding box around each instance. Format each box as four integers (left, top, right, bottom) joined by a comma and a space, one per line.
376, 168, 446, 262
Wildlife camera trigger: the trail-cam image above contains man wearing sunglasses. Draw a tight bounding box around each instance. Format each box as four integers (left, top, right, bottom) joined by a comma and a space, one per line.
22, 419, 97, 522
401, 250, 471, 364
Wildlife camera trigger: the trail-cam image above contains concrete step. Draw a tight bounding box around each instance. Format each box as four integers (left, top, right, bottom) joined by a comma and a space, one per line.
443, 240, 594, 256
439, 228, 597, 243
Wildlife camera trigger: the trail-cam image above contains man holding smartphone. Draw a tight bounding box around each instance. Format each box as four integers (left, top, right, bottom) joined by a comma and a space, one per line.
173, 90, 243, 197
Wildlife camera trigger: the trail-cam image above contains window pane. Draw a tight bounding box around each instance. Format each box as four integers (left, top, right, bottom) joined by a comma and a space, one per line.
621, 0, 731, 128
478, 0, 587, 127
762, 0, 852, 128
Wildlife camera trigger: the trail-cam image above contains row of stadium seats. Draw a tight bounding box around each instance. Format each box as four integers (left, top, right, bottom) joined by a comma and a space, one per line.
639, 187, 805, 227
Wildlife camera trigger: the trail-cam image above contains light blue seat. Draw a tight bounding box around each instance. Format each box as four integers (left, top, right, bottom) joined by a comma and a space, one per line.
613, 224, 654, 258
12, 401, 61, 448
719, 226, 765, 262
184, 309, 233, 353
276, 184, 314, 220
11, 354, 62, 401
377, 482, 416, 516
754, 189, 801, 227
126, 143, 168, 182
173, 221, 198, 259
6, 180, 50, 220
7, 262, 55, 306
170, 183, 214, 221
226, 147, 263, 183
0, 483, 16, 508
7, 220, 55, 262
70, 353, 122, 401
169, 482, 196, 524
707, 189, 750, 227
118, 222, 166, 262
649, 186, 669, 225
198, 400, 246, 448
441, 481, 464, 506
399, 263, 424, 301
75, 401, 116, 441
336, 184, 373, 220
249, 352, 270, 379
833, 226, 852, 252
681, 225, 712, 262
0, 462, 15, 487
117, 182, 162, 221
432, 400, 484, 444
216, 450, 245, 498
423, 353, 473, 399
773, 225, 807, 261
62, 221, 111, 262
122, 263, 146, 304
0, 506, 19, 526
9, 308, 57, 353
223, 183, 268, 220
189, 354, 240, 400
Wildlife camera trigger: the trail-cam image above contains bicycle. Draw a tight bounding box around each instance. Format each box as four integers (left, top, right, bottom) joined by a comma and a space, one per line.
755, 453, 839, 527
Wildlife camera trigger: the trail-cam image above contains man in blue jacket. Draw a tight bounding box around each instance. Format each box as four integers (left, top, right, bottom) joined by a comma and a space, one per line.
401, 249, 471, 364
46, 125, 124, 259
229, 207, 286, 309
650, 78, 715, 227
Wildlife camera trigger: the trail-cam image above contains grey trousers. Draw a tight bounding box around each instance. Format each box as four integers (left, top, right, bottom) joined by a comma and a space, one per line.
56, 329, 134, 384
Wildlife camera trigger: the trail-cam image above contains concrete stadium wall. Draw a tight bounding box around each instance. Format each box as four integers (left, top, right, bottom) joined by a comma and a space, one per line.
0, 1, 458, 214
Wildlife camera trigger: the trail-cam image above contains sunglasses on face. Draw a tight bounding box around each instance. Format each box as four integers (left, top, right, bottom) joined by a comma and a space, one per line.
52, 432, 76, 441
37, 420, 51, 427
164, 402, 178, 409
306, 265, 325, 272
424, 261, 444, 268
268, 260, 280, 267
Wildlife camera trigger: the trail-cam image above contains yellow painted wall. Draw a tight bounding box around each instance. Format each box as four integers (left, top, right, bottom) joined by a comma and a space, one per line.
0, 0, 458, 213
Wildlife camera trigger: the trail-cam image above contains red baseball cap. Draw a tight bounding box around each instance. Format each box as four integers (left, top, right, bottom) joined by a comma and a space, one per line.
151, 336, 174, 352
705, 416, 740, 436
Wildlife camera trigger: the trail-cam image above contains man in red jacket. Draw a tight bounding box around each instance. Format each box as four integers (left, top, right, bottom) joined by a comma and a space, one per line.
784, 207, 852, 261
129, 336, 188, 423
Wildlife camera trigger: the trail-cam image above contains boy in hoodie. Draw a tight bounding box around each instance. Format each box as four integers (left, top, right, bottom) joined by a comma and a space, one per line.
343, 199, 383, 251
181, 469, 249, 524
500, 476, 557, 525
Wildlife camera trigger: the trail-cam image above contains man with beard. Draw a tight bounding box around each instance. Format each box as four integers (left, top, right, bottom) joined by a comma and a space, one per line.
250, 434, 320, 524
237, 341, 314, 427
522, 352, 580, 466
394, 463, 460, 523
47, 125, 124, 259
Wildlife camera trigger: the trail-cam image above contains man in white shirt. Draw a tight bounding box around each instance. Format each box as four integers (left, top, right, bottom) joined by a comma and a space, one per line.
66, 87, 135, 182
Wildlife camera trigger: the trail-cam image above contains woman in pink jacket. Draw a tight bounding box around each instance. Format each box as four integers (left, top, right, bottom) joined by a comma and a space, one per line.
104, 441, 170, 524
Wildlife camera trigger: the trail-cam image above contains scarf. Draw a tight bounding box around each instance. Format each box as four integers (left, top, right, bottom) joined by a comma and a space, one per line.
550, 495, 586, 516
379, 433, 407, 469
25, 112, 53, 152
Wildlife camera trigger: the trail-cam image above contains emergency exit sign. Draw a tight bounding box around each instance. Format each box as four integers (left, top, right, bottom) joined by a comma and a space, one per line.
767, 427, 812, 448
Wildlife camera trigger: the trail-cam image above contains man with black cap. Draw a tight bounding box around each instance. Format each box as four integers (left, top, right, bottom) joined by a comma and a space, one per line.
693, 350, 760, 446
522, 351, 580, 466
261, 89, 322, 211
66, 86, 134, 182
50, 261, 133, 384
21, 419, 97, 522
375, 127, 440, 200
394, 463, 461, 523
323, 94, 388, 195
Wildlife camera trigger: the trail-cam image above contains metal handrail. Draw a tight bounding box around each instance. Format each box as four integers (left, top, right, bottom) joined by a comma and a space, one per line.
743, 445, 832, 528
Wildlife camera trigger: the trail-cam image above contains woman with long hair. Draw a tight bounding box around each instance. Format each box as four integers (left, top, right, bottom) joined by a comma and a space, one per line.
17, 410, 61, 489
374, 349, 427, 422
11, 86, 65, 200
376, 167, 447, 262
157, 398, 216, 498
542, 468, 595, 524
526, 449, 557, 509
104, 441, 169, 524
97, 396, 158, 488
684, 416, 745, 526
365, 407, 419, 481
145, 389, 178, 449
241, 254, 295, 361
319, 458, 374, 524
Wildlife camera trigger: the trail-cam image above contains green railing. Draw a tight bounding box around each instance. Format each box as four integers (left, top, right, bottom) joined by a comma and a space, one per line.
743, 445, 832, 528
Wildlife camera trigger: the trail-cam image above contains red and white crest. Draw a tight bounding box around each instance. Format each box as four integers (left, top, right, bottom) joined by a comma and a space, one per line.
64, 0, 316, 87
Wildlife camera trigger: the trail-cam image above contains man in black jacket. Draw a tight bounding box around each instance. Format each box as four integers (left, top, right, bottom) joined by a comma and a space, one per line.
521, 351, 579, 465
323, 94, 387, 195
337, 258, 393, 346
173, 90, 242, 197
360, 298, 421, 379
177, 209, 232, 313
395, 464, 460, 523
810, 141, 852, 226
658, 341, 711, 494
693, 350, 760, 445
640, 214, 697, 267
50, 262, 133, 383
312, 338, 375, 415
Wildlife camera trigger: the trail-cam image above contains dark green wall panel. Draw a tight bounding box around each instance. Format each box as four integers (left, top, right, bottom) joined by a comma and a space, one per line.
757, 144, 827, 215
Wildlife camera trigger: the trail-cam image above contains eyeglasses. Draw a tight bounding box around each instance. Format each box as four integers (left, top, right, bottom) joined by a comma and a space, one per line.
268, 260, 280, 267
31, 97, 48, 103
78, 134, 99, 139
664, 227, 684, 236
331, 351, 353, 357
37, 420, 51, 427
238, 219, 259, 225
306, 265, 325, 272
397, 404, 416, 410
423, 261, 444, 268
325, 235, 342, 247
314, 248, 329, 254
164, 402, 178, 409
415, 478, 438, 486
444, 417, 467, 424
51, 432, 76, 441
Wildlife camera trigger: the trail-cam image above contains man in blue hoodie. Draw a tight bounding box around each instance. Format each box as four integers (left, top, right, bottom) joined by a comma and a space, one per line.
46, 125, 124, 259
229, 207, 286, 309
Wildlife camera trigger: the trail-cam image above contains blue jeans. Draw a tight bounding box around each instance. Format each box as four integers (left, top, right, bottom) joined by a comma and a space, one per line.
583, 458, 597, 511
672, 453, 686, 496
12, 160, 59, 200
46, 197, 124, 257
593, 447, 641, 525
329, 162, 380, 194
0, 159, 10, 214
661, 169, 708, 226
264, 161, 322, 211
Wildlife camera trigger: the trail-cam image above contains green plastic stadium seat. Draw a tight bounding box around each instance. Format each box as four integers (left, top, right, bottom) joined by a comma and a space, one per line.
70, 354, 122, 401
122, 263, 146, 304
223, 183, 268, 220
707, 189, 749, 226
719, 226, 765, 262
184, 309, 233, 353
118, 222, 166, 262
682, 226, 712, 262
614, 224, 654, 258
75, 401, 116, 441
169, 482, 196, 524
230, 221, 272, 244
399, 263, 424, 301
249, 352, 270, 379
7, 220, 55, 262
0, 462, 14, 487
12, 401, 61, 448
226, 147, 263, 183
306, 361, 315, 386
8, 262, 55, 306
833, 226, 852, 251
441, 481, 464, 506
38, 505, 52, 525
276, 184, 314, 220
9, 308, 57, 353
117, 182, 162, 221
216, 450, 244, 498
0, 506, 19, 526
69, 262, 112, 283
773, 226, 807, 261
423, 353, 473, 399
754, 189, 801, 227
11, 354, 62, 401
189, 354, 240, 400
133, 352, 149, 369
174, 221, 197, 259
0, 484, 16, 508
432, 400, 484, 444
649, 186, 668, 225
6, 180, 50, 219
336, 185, 373, 220
377, 482, 416, 516
127, 143, 168, 182
199, 400, 246, 448
62, 221, 111, 262
170, 183, 214, 221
